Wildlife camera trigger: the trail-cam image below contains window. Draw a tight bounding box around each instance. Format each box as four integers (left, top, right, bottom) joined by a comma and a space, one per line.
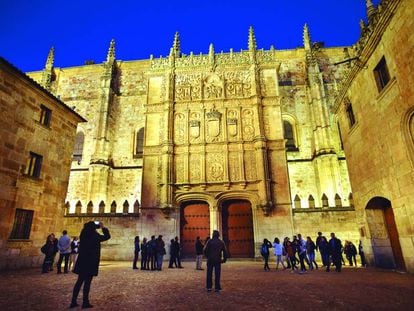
9, 209, 34, 240
373, 56, 390, 92
283, 120, 297, 151
135, 128, 145, 157
39, 105, 52, 127
73, 131, 84, 162
25, 152, 43, 178
346, 102, 356, 128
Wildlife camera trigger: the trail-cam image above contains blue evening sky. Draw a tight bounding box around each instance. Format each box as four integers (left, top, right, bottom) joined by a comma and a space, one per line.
0, 0, 377, 72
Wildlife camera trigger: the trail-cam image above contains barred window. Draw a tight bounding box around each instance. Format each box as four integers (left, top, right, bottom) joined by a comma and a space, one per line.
25, 152, 43, 178
39, 105, 52, 127
9, 209, 34, 240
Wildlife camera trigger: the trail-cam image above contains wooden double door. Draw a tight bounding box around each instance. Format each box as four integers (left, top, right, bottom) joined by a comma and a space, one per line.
180, 200, 254, 258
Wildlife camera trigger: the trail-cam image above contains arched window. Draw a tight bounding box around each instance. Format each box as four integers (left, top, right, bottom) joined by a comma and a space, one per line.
283, 120, 298, 151
135, 128, 145, 157
73, 131, 84, 162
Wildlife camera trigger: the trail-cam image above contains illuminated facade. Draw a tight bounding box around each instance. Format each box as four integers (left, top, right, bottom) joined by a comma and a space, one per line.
335, 0, 414, 272
22, 1, 412, 271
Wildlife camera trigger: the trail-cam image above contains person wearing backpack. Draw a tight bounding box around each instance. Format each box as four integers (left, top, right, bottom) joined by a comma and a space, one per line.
260, 238, 272, 271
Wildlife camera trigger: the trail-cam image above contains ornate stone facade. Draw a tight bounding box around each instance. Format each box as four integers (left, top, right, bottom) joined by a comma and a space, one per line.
26, 25, 359, 260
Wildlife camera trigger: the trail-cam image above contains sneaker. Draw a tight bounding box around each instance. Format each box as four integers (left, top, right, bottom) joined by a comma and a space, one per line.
207, 289, 212, 293
82, 303, 93, 309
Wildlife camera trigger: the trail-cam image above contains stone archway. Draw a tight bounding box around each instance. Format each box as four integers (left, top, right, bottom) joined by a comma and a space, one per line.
180, 201, 210, 258
221, 199, 254, 258
365, 197, 406, 270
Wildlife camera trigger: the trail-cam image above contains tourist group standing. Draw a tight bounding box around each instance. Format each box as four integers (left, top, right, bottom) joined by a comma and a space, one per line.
261, 232, 366, 273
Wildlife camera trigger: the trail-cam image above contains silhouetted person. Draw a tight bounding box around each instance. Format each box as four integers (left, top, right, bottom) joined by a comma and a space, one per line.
327, 232, 342, 272
41, 234, 58, 273
168, 239, 178, 268
140, 237, 148, 270
156, 235, 166, 270
147, 235, 157, 270
69, 236, 79, 272
133, 236, 140, 269
359, 240, 367, 267
70, 221, 110, 309
174, 236, 183, 268
204, 230, 228, 292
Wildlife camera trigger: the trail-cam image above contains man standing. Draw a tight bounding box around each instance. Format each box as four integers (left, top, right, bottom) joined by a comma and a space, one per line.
57, 230, 71, 274
203, 230, 228, 292
195, 236, 204, 270
328, 232, 343, 272
173, 236, 183, 268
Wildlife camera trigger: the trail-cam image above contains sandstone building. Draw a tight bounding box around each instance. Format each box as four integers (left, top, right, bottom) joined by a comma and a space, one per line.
0, 57, 85, 269
335, 0, 414, 272
21, 0, 412, 272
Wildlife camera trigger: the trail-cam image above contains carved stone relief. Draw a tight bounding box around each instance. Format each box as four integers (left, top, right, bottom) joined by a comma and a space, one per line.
228, 152, 240, 182
207, 153, 224, 182
174, 113, 186, 143
227, 109, 238, 139
224, 71, 251, 98
189, 154, 201, 182
242, 109, 255, 140
175, 156, 185, 183
189, 112, 201, 143
204, 74, 223, 99
244, 150, 257, 180
206, 109, 222, 143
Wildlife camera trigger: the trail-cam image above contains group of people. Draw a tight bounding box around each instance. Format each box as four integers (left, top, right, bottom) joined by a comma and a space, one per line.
40, 231, 79, 274
131, 232, 227, 292
260, 232, 367, 273
132, 235, 179, 271
41, 222, 110, 309
40, 225, 371, 308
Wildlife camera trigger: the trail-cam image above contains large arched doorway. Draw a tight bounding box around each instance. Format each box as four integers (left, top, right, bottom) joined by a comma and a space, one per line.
366, 197, 406, 270
180, 201, 210, 258
221, 199, 254, 258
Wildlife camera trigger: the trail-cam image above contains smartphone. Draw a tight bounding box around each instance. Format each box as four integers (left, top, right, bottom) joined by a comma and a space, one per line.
94, 221, 100, 225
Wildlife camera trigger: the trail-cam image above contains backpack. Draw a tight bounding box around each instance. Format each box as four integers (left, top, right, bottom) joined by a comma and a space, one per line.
260, 244, 268, 256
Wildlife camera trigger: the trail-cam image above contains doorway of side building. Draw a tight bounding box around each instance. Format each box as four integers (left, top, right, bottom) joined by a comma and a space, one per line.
366, 196, 406, 271
180, 201, 210, 258
221, 199, 254, 258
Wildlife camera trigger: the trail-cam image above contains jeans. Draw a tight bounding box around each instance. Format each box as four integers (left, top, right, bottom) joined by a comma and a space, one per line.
275, 255, 286, 269
156, 254, 164, 270
206, 260, 222, 290
196, 255, 203, 269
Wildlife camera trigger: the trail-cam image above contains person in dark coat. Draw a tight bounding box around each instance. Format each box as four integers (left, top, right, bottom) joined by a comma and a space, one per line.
70, 221, 110, 309
327, 232, 343, 272
41, 234, 58, 273
168, 239, 178, 268
203, 230, 228, 292
132, 236, 140, 269
140, 237, 148, 270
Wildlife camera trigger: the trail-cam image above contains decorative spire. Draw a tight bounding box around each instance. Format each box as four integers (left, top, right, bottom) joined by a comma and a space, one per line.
172, 31, 181, 57
45, 46, 55, 69
366, 0, 377, 24
209, 43, 215, 56
106, 39, 115, 63
248, 26, 257, 51
359, 19, 366, 33
303, 23, 311, 50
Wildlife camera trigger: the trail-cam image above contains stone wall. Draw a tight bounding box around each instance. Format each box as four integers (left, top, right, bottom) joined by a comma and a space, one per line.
0, 58, 84, 270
